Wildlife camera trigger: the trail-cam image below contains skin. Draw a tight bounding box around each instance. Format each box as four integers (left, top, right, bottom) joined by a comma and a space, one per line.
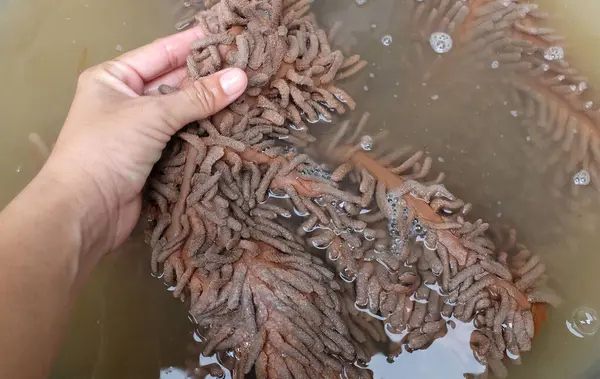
0, 26, 248, 379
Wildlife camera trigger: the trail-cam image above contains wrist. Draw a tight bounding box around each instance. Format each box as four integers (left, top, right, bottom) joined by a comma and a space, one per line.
32, 156, 114, 278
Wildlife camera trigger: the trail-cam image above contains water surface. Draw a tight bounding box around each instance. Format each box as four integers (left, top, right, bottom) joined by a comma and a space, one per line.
1, 0, 600, 378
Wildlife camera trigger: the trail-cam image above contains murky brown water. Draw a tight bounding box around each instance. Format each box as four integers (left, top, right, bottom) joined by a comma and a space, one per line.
2, 0, 600, 378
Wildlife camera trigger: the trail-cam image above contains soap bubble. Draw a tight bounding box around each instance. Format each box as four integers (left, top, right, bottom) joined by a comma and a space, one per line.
360, 135, 373, 151
544, 46, 564, 61
567, 307, 599, 338
573, 170, 591, 186
429, 32, 453, 54
381, 35, 393, 46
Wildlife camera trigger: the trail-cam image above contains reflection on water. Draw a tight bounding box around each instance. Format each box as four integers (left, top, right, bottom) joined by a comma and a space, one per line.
1, 0, 600, 378
374, 317, 485, 377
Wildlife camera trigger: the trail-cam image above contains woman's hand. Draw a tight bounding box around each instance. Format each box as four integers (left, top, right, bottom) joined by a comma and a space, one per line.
0, 26, 247, 379
42, 26, 247, 264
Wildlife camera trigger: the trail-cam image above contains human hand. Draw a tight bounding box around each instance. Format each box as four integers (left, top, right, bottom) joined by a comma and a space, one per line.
39, 26, 248, 265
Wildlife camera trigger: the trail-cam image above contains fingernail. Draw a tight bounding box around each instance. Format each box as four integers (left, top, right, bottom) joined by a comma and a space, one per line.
219, 68, 247, 96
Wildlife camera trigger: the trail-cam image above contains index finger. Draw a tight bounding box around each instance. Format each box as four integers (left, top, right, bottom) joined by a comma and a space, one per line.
115, 26, 205, 84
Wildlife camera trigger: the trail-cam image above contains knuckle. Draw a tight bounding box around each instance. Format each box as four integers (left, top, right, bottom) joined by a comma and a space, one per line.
77, 65, 98, 84
78, 62, 114, 86
188, 80, 218, 112
155, 101, 180, 132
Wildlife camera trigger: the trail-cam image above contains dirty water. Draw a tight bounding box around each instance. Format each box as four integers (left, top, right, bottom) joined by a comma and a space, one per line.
1, 0, 600, 378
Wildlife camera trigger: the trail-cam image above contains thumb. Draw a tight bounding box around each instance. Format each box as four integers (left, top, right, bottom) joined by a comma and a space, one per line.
157, 67, 247, 130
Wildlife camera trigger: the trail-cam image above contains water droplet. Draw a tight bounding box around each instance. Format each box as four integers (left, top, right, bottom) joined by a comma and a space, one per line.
437, 157, 445, 163
506, 350, 520, 361
364, 229, 376, 241
567, 307, 599, 338
289, 123, 306, 131
374, 245, 386, 254
340, 268, 356, 282
115, 44, 123, 52
268, 188, 290, 199
578, 82, 588, 92
491, 60, 499, 69
443, 298, 457, 306
573, 170, 591, 186
369, 72, 375, 78
303, 224, 315, 232
381, 35, 393, 46
585, 101, 594, 109
15, 165, 21, 173
430, 94, 439, 101
510, 110, 519, 117
360, 135, 373, 151
293, 207, 310, 217
312, 240, 332, 250
193, 330, 203, 342
364, 85, 369, 91
544, 46, 564, 61
429, 32, 453, 54
371, 23, 377, 29
356, 0, 366, 4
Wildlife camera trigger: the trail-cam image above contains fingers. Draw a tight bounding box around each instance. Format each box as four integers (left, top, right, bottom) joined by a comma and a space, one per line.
108, 26, 205, 93
143, 66, 188, 95
156, 68, 248, 132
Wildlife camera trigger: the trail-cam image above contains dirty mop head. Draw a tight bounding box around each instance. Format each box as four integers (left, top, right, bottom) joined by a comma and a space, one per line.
143, 1, 560, 378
